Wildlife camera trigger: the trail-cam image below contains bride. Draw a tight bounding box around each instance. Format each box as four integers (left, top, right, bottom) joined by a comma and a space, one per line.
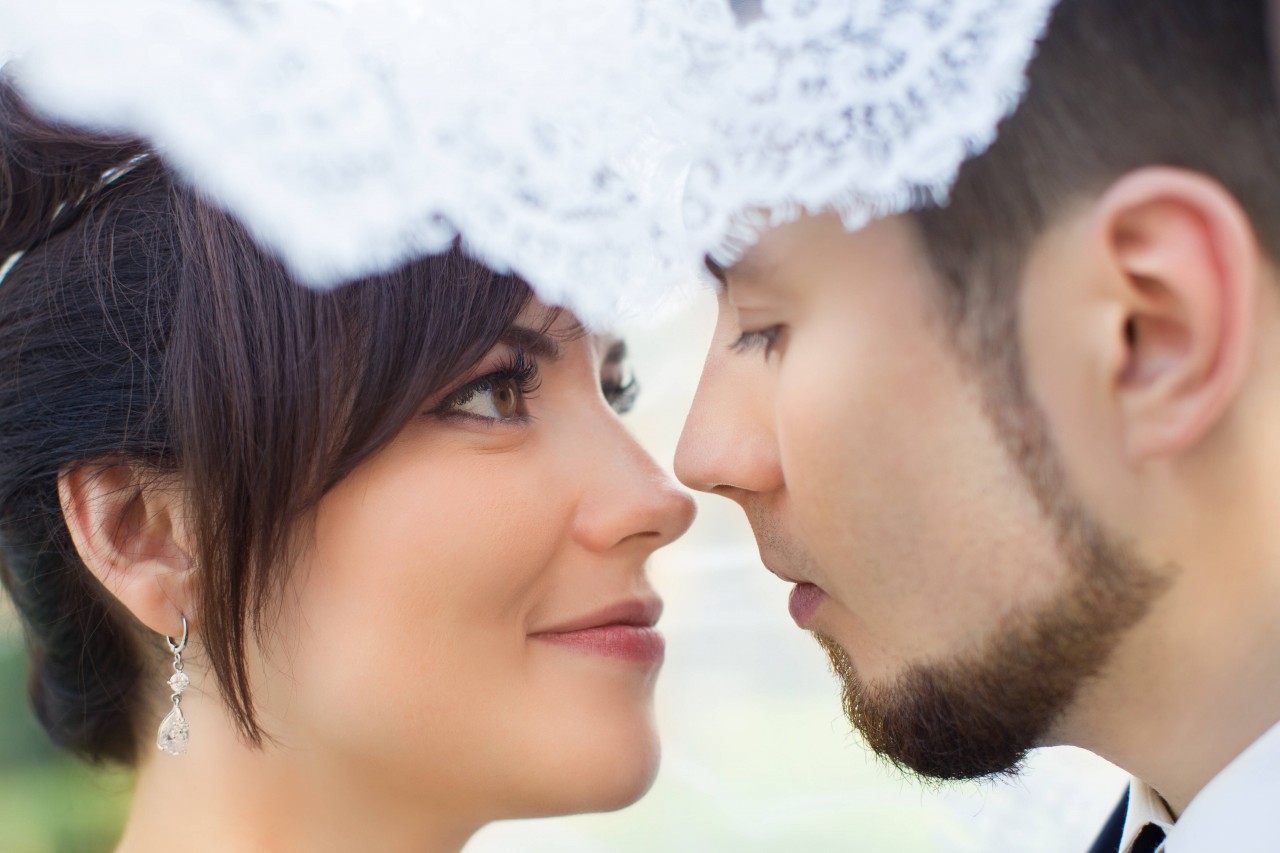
0, 78, 694, 852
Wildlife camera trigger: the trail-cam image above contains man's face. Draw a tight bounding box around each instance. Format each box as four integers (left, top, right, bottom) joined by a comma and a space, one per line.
675, 213, 1163, 779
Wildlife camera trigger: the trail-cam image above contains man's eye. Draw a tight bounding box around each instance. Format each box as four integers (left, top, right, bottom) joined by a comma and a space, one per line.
730, 326, 785, 357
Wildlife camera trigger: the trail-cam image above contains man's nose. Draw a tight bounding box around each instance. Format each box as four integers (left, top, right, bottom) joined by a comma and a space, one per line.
675, 348, 783, 497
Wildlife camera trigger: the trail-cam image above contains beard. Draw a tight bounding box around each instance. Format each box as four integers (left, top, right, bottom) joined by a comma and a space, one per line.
812, 336, 1171, 782
814, 524, 1163, 781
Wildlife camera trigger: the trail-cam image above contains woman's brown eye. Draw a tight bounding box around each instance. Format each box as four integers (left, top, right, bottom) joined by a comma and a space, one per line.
432, 352, 540, 422
437, 376, 526, 421
493, 379, 521, 419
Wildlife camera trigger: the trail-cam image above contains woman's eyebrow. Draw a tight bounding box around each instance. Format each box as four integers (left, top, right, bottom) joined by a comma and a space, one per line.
501, 326, 563, 361
604, 338, 627, 366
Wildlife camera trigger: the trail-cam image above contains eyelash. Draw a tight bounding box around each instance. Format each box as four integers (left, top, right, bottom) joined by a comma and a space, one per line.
430, 350, 642, 421
432, 350, 541, 422
731, 326, 784, 357
602, 376, 639, 415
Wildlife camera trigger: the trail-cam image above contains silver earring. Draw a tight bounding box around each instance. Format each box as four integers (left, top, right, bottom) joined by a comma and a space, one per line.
156, 615, 191, 756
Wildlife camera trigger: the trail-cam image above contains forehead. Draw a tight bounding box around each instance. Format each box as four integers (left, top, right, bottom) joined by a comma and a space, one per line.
707, 216, 820, 288
742, 215, 828, 271
711, 213, 924, 293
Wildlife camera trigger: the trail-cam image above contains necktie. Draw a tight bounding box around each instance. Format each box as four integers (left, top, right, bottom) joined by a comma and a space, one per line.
1131, 822, 1167, 853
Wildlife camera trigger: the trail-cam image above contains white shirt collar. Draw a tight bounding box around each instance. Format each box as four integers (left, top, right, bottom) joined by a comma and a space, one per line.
1119, 778, 1174, 853
1122, 718, 1280, 852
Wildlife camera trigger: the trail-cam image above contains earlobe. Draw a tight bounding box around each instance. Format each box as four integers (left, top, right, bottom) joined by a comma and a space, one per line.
57, 462, 196, 637
1098, 168, 1259, 461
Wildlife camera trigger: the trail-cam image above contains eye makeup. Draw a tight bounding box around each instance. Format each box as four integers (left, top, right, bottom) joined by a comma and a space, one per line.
600, 338, 639, 414
431, 348, 541, 424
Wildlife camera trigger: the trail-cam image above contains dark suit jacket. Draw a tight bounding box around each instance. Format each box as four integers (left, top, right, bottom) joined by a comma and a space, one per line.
1088, 790, 1129, 853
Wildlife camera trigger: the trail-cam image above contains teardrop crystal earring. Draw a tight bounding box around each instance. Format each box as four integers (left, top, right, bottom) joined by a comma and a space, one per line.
156, 615, 191, 756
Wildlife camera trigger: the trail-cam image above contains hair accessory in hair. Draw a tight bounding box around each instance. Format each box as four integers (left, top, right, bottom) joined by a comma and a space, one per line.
0, 252, 22, 286
0, 0, 1056, 326
157, 615, 191, 756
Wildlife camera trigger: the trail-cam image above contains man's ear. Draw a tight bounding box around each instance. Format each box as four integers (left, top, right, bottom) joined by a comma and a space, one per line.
57, 461, 196, 639
1095, 168, 1260, 460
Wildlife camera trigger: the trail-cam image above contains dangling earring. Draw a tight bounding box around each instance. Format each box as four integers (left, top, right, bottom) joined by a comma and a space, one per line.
156, 615, 191, 756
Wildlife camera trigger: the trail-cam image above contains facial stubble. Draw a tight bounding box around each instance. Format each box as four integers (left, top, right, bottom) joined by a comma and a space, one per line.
814, 338, 1170, 782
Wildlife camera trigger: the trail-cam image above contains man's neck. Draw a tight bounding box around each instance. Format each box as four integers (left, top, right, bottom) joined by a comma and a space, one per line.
1062, 559, 1280, 814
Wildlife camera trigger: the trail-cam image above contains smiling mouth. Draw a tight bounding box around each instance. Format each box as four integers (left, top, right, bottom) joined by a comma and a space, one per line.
529, 598, 665, 664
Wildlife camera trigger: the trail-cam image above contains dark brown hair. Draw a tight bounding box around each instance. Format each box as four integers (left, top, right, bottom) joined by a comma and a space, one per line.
0, 77, 532, 764
912, 0, 1280, 355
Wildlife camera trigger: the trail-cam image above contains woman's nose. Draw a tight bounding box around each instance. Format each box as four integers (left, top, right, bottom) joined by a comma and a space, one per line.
572, 417, 696, 555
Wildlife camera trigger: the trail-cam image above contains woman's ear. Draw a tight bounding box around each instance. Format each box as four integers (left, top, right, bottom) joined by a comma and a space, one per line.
57, 462, 196, 639
1095, 167, 1260, 460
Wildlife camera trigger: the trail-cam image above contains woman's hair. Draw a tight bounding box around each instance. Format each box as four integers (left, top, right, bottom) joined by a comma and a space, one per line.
0, 75, 532, 765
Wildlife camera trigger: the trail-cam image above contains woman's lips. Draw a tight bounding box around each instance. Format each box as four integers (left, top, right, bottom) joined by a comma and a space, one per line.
788, 582, 826, 628
532, 625, 665, 664
529, 597, 665, 664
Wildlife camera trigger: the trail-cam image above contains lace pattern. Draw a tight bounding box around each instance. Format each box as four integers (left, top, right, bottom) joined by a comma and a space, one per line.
685, 0, 1056, 265
0, 0, 1055, 326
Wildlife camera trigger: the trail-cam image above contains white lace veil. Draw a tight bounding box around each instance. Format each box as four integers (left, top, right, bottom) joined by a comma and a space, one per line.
0, 0, 1056, 327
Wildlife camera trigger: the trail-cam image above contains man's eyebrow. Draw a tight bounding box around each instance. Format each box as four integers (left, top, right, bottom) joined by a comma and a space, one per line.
704, 255, 729, 287
704, 252, 773, 290
500, 326, 563, 361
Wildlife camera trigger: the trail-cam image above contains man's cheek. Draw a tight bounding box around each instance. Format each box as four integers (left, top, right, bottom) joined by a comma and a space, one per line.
776, 358, 855, 517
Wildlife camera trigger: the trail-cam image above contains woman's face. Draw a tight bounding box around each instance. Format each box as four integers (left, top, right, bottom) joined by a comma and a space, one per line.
255, 301, 695, 823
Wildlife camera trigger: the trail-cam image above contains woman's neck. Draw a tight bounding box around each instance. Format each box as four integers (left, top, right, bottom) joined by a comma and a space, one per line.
115, 694, 482, 853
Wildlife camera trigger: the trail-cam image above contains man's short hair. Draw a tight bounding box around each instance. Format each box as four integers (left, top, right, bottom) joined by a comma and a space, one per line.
912, 0, 1280, 335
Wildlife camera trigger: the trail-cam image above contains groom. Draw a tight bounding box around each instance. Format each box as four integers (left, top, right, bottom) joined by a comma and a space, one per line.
676, 0, 1280, 850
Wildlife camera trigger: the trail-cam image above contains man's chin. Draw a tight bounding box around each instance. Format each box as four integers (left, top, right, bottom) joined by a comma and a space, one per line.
809, 481, 1169, 783
813, 631, 1036, 782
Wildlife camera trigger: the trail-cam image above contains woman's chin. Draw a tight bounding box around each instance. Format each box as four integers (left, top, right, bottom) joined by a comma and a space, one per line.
510, 722, 661, 819
583, 739, 661, 814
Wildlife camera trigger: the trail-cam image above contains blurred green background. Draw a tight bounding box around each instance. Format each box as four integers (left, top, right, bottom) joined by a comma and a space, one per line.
0, 605, 129, 853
